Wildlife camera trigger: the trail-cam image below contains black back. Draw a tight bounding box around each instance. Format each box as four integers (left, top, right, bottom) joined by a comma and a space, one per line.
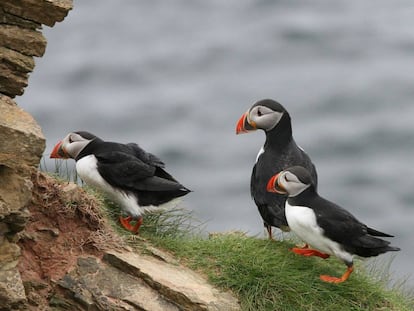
251, 110, 318, 229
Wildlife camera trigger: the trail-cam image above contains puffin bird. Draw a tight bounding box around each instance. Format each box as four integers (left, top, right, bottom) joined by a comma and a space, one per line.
236, 99, 318, 239
50, 131, 191, 234
266, 166, 400, 283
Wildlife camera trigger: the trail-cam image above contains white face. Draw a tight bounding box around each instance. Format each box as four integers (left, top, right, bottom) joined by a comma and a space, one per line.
248, 105, 284, 131
278, 171, 310, 197
61, 132, 93, 159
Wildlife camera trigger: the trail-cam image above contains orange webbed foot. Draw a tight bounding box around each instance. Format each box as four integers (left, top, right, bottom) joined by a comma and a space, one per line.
119, 216, 143, 234
320, 266, 354, 284
291, 247, 330, 259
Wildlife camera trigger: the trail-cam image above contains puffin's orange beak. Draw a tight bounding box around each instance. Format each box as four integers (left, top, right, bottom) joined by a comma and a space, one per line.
50, 141, 70, 159
266, 173, 286, 194
236, 111, 256, 134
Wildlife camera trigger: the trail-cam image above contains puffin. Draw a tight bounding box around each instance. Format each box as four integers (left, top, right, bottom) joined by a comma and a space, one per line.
236, 99, 318, 239
50, 131, 191, 234
266, 166, 400, 283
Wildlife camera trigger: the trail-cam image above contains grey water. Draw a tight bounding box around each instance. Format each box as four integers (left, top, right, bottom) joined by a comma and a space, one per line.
20, 0, 414, 288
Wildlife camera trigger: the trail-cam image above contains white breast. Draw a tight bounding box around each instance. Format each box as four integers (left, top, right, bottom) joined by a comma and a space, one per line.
285, 201, 353, 263
76, 155, 146, 218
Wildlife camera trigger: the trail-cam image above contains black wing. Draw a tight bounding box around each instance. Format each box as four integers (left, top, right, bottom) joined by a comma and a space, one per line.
126, 143, 165, 168
95, 151, 185, 192
310, 196, 369, 244
308, 195, 397, 255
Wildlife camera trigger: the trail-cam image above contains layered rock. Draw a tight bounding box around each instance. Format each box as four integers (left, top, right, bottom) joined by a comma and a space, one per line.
0, 95, 46, 310
56, 251, 239, 311
0, 0, 73, 98
0, 0, 72, 309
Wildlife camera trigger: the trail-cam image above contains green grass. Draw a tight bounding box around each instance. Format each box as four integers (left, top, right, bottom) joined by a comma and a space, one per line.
43, 162, 414, 310
146, 234, 412, 310
100, 201, 413, 311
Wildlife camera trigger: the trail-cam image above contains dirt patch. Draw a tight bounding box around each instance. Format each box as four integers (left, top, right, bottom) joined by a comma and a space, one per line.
17, 171, 125, 310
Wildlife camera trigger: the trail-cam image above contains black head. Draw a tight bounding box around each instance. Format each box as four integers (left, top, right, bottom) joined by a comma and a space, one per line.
284, 166, 313, 186
50, 131, 100, 160
251, 99, 287, 114
74, 131, 98, 140
267, 166, 313, 197
236, 98, 291, 134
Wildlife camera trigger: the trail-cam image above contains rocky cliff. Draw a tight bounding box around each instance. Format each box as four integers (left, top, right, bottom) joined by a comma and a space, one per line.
0, 1, 239, 310
17, 172, 239, 310
0, 0, 72, 98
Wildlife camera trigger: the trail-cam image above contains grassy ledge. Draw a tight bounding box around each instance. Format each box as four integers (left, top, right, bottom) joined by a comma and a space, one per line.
147, 236, 413, 310
99, 200, 413, 311
43, 163, 413, 311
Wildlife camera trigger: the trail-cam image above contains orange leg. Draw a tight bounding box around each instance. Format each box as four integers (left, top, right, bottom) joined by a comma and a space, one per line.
266, 225, 273, 240
291, 247, 330, 259
320, 266, 354, 284
119, 216, 143, 234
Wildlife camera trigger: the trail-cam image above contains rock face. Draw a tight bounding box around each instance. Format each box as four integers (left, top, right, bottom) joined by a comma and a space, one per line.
0, 0, 72, 310
105, 251, 239, 311
56, 251, 239, 311
0, 0, 73, 98
0, 95, 46, 310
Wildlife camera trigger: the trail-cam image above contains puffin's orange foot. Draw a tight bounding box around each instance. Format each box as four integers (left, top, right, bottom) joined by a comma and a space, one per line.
320, 266, 354, 284
291, 247, 330, 259
119, 216, 143, 234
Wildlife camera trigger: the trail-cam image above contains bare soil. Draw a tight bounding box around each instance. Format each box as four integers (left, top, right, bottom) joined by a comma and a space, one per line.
17, 172, 124, 310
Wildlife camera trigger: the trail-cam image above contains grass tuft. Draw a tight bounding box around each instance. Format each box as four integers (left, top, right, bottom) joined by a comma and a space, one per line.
41, 158, 82, 184
147, 233, 413, 311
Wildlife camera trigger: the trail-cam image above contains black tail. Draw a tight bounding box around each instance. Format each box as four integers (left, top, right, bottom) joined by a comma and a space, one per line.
137, 188, 190, 206
356, 244, 400, 257
367, 227, 394, 238
351, 235, 400, 258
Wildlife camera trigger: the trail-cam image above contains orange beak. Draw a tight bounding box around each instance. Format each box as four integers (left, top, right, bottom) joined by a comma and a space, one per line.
50, 141, 70, 159
266, 173, 286, 194
236, 111, 256, 134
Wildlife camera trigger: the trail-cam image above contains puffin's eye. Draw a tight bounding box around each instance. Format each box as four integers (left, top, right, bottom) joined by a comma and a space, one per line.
69, 136, 74, 143
284, 173, 295, 183
257, 109, 263, 117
